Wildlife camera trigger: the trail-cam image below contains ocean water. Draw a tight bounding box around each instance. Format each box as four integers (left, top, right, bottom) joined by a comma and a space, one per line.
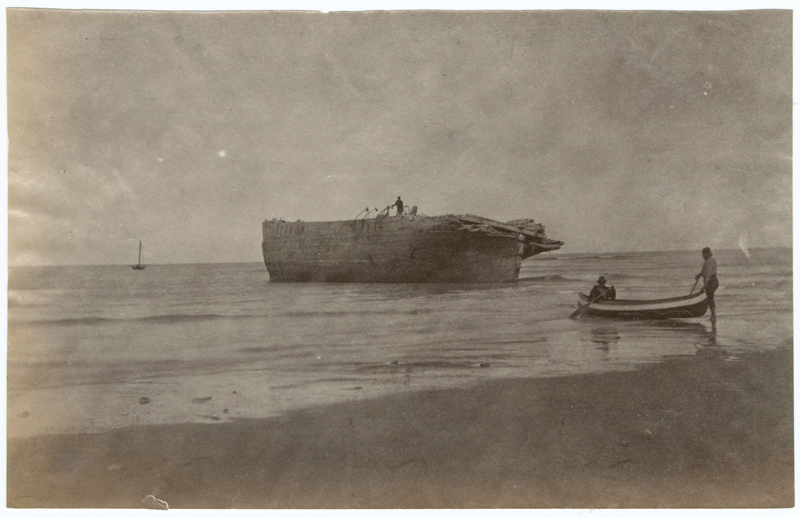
7, 248, 792, 438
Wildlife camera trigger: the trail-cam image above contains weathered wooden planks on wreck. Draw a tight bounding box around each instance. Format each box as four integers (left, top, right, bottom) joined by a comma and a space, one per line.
262, 213, 563, 283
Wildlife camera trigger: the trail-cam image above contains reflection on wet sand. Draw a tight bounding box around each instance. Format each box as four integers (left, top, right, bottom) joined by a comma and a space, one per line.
583, 318, 721, 357
637, 319, 719, 347
708, 324, 717, 346
695, 322, 731, 358
590, 326, 621, 351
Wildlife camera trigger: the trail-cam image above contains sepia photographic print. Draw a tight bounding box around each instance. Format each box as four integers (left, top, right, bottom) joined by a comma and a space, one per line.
5, 2, 794, 510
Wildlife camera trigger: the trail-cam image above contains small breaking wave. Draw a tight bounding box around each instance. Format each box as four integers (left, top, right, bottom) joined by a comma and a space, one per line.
356, 360, 489, 373
8, 313, 262, 327
282, 308, 435, 318
9, 307, 439, 327
518, 275, 579, 283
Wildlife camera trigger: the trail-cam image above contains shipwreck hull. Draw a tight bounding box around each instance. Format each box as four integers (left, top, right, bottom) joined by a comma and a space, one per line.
262, 214, 562, 283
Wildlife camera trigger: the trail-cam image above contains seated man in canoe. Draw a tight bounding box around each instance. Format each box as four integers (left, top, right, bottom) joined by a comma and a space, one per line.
588, 276, 616, 302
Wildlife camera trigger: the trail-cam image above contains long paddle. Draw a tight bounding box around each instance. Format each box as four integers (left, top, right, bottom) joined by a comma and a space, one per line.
569, 292, 604, 319
689, 277, 700, 295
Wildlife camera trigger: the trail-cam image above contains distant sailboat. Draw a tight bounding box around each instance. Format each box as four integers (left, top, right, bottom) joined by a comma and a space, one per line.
132, 240, 146, 270
738, 231, 751, 260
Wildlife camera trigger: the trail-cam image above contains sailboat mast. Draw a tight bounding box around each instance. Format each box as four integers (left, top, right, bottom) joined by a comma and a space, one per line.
132, 239, 146, 270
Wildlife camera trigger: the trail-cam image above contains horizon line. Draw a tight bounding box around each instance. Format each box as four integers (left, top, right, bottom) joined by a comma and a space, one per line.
7, 246, 791, 268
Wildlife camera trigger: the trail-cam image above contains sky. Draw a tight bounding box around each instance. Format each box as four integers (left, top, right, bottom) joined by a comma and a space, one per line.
6, 4, 793, 265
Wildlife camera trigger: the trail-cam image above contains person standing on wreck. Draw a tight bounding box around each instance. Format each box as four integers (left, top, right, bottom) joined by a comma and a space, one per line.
696, 247, 719, 323
392, 196, 404, 216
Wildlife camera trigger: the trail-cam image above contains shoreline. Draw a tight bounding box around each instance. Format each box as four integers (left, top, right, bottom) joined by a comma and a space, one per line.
7, 346, 794, 508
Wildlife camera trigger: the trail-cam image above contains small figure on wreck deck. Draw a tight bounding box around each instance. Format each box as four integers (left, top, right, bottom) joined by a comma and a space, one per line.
695, 247, 719, 323
392, 196, 404, 216
588, 276, 616, 302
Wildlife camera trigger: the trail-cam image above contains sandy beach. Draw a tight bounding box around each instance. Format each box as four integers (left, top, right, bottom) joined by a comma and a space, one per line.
7, 345, 793, 509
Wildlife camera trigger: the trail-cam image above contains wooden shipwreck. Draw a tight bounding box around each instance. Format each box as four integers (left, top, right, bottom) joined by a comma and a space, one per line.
262, 211, 564, 283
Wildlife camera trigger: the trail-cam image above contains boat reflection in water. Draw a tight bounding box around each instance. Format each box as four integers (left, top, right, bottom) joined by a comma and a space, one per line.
642, 319, 719, 348
590, 326, 621, 351
584, 319, 720, 359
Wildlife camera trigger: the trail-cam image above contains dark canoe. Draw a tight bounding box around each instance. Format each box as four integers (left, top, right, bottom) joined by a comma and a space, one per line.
577, 290, 709, 320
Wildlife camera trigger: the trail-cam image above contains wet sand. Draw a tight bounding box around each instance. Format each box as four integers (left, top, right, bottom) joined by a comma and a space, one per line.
7, 346, 794, 509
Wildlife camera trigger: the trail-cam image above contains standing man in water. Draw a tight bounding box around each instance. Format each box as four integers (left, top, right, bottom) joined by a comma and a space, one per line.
696, 247, 719, 323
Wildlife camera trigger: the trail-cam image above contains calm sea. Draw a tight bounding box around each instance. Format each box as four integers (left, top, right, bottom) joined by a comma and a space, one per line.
7, 248, 792, 438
